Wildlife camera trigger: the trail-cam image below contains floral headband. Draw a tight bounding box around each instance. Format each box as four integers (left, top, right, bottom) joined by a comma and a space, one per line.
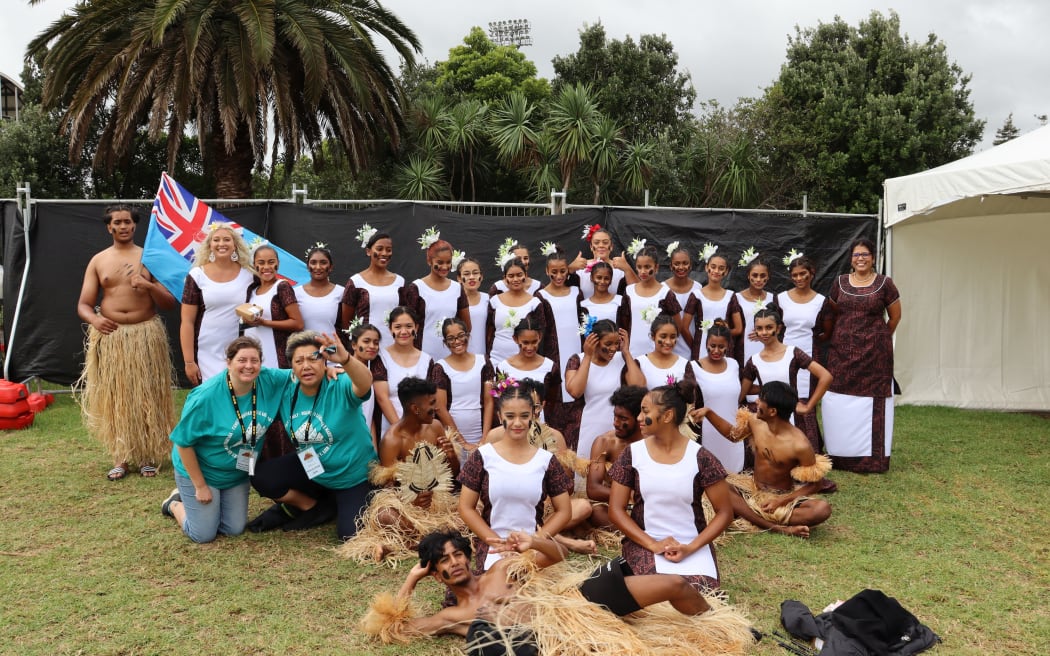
540, 241, 558, 257
782, 248, 804, 267
417, 226, 440, 250
581, 224, 602, 242
489, 372, 520, 398
304, 241, 328, 259
627, 237, 647, 259
248, 237, 271, 258
738, 246, 759, 267
666, 240, 680, 260
342, 316, 363, 335
357, 223, 377, 249
495, 237, 518, 268
698, 242, 718, 263
451, 249, 466, 270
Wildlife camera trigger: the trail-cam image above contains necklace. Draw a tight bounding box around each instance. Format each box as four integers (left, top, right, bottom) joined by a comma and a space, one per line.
851, 271, 876, 285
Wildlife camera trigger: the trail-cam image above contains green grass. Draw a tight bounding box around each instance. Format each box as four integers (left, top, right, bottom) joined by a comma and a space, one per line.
0, 395, 1047, 655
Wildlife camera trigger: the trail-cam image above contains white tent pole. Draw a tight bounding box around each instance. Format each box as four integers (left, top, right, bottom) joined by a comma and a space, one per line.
4, 182, 33, 381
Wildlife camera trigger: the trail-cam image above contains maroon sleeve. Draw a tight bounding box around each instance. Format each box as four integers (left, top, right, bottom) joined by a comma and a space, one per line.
536, 295, 559, 367
695, 446, 728, 488
458, 449, 486, 492
565, 353, 581, 374
684, 294, 700, 319
181, 273, 202, 305
543, 452, 574, 497
828, 276, 844, 304
660, 290, 682, 316
616, 295, 631, 335
275, 280, 298, 310
340, 279, 359, 310
882, 275, 901, 306
371, 354, 388, 383
727, 293, 744, 367
741, 357, 759, 385
457, 286, 469, 312
485, 299, 496, 355
401, 282, 425, 351
430, 361, 451, 397
608, 443, 635, 488
814, 296, 833, 343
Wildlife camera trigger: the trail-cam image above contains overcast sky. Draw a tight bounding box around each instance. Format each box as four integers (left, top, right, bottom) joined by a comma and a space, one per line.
3, 1, 1048, 150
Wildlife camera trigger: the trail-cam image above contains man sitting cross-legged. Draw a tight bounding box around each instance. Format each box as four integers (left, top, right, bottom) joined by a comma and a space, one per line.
690, 381, 832, 538
585, 385, 647, 529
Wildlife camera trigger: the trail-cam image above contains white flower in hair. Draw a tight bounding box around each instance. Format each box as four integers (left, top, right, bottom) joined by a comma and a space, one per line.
382, 309, 392, 327
738, 246, 759, 267
434, 319, 445, 337
627, 237, 646, 259
578, 313, 597, 336
451, 249, 466, 270
698, 243, 718, 263
540, 241, 558, 257
502, 308, 522, 330
208, 221, 243, 235
581, 224, 594, 240
640, 305, 659, 324
417, 226, 440, 250
754, 298, 768, 312
357, 223, 377, 249
782, 248, 804, 267
248, 237, 270, 256
699, 319, 713, 332
342, 316, 363, 335
304, 241, 328, 258
495, 237, 517, 268
665, 240, 680, 259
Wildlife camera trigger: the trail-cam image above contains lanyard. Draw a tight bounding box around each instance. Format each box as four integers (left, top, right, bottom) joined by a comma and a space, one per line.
226, 373, 258, 447
289, 381, 322, 448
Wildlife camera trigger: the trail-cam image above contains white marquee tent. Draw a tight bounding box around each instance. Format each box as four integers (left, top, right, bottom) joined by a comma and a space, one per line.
883, 125, 1050, 410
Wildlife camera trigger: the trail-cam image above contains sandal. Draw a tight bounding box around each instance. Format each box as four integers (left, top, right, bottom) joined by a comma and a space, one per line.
107, 464, 129, 481
140, 464, 158, 478
161, 489, 181, 517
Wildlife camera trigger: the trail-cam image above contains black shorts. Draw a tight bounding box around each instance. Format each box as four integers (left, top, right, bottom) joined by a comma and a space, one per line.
578, 557, 644, 616
465, 619, 538, 656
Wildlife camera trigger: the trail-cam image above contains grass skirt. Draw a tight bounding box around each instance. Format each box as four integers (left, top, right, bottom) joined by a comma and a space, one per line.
725, 473, 806, 531
336, 488, 465, 566
74, 316, 176, 467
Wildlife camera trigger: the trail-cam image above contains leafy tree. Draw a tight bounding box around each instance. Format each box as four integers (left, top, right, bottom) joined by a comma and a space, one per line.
434, 27, 550, 104
758, 11, 984, 213
993, 114, 1020, 145
27, 0, 420, 198
552, 24, 696, 142
0, 103, 91, 198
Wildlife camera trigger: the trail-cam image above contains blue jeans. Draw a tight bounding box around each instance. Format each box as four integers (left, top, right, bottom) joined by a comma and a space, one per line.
174, 473, 250, 543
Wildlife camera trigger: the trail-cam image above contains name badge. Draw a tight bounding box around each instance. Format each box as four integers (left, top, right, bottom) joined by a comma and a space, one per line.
298, 446, 325, 479
236, 449, 255, 473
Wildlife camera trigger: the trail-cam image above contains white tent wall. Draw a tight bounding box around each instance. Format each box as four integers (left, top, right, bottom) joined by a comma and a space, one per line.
890, 206, 1050, 410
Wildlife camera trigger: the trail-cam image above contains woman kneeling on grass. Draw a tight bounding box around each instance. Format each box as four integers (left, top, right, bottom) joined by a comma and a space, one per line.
161, 336, 289, 543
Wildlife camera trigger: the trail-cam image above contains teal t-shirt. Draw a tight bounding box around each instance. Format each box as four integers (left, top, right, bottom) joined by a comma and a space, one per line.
282, 374, 377, 490
171, 368, 290, 490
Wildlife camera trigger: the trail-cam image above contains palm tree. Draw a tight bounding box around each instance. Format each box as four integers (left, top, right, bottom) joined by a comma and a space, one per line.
442, 99, 488, 201
489, 91, 540, 169
395, 154, 445, 200
588, 114, 621, 204
620, 139, 656, 201
27, 0, 420, 198
546, 83, 599, 193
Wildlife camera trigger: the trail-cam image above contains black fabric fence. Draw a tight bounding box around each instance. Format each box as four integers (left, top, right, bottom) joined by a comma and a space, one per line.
0, 200, 875, 385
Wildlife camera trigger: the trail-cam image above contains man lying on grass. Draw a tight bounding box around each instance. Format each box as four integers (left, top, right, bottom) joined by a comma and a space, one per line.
690, 381, 833, 538
361, 528, 757, 655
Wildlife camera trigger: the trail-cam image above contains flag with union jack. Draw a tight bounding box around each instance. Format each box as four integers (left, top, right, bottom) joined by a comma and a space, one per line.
143, 172, 310, 296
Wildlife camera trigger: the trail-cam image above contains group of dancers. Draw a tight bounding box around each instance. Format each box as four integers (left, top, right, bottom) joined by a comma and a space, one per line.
76, 205, 901, 654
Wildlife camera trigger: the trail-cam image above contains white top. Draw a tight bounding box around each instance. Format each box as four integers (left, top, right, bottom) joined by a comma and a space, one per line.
350, 272, 404, 328
579, 266, 624, 298
747, 348, 792, 388
693, 359, 743, 473
580, 296, 623, 324
295, 284, 344, 335
537, 287, 582, 403
439, 355, 486, 445
378, 348, 433, 436
777, 290, 826, 398
412, 279, 464, 361
637, 354, 691, 390
188, 266, 254, 381
575, 351, 624, 460
669, 280, 702, 359
736, 290, 772, 368
496, 357, 556, 423
630, 440, 718, 578
244, 281, 286, 369
695, 288, 734, 360
465, 292, 490, 356
625, 283, 671, 356
488, 295, 542, 365
477, 443, 554, 569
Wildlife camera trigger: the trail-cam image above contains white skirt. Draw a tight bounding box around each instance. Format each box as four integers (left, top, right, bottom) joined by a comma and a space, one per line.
822, 391, 894, 458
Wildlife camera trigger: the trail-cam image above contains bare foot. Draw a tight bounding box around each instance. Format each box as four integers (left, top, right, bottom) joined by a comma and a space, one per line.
555, 535, 598, 555
772, 525, 810, 539
373, 544, 393, 563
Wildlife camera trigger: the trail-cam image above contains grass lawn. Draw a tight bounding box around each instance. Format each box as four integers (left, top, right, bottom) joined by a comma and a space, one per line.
0, 394, 1047, 655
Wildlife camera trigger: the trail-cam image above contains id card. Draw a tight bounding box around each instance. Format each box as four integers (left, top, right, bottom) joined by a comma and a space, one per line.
298, 446, 325, 479
236, 449, 255, 474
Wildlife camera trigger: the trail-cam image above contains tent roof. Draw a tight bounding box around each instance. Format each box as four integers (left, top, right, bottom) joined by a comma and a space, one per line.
884, 124, 1050, 227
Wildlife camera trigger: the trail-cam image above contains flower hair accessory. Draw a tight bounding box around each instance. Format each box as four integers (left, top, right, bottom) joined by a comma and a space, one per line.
578, 313, 598, 337
540, 241, 558, 257
248, 237, 271, 257
738, 246, 759, 267
782, 248, 804, 267
356, 223, 377, 249
665, 240, 680, 259
434, 319, 445, 337
495, 237, 517, 268
342, 316, 363, 335
502, 308, 522, 330
640, 305, 659, 324
699, 318, 714, 332
304, 241, 328, 259
666, 374, 677, 386
626, 237, 646, 259
489, 372, 520, 398
698, 243, 718, 263
451, 249, 465, 270
581, 224, 602, 242
207, 221, 242, 235
417, 226, 440, 250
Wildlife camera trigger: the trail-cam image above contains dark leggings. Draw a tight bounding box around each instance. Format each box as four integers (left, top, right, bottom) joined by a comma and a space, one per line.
251, 453, 372, 541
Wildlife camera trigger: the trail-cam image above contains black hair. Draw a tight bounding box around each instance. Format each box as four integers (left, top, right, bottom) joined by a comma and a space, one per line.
591, 318, 618, 339
590, 260, 613, 278
350, 322, 381, 344
104, 204, 140, 224
517, 377, 545, 400
495, 382, 534, 409
706, 318, 732, 343
668, 244, 692, 262
706, 253, 731, 272
456, 255, 481, 276
753, 306, 784, 342
365, 232, 392, 250
306, 245, 333, 266
649, 312, 678, 339
634, 244, 661, 266
513, 316, 542, 338
759, 381, 797, 421
502, 256, 527, 276
418, 529, 472, 572
746, 257, 770, 275
545, 246, 568, 267
649, 380, 703, 424
441, 317, 469, 338
397, 376, 436, 408
849, 238, 877, 258
387, 305, 420, 328
610, 385, 647, 417
789, 255, 816, 276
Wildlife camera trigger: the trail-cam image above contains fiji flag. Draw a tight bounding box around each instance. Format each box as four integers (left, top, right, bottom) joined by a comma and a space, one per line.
143, 172, 310, 297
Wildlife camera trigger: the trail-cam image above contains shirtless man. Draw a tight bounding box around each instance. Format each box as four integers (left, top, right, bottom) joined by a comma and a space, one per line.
76, 205, 177, 480
380, 377, 459, 479
384, 528, 713, 648
690, 381, 832, 538
586, 385, 647, 528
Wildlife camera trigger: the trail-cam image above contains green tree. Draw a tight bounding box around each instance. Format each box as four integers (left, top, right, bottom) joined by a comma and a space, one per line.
546, 83, 600, 194
0, 103, 91, 198
993, 113, 1020, 145
552, 24, 696, 142
27, 0, 420, 198
434, 27, 550, 104
758, 11, 984, 213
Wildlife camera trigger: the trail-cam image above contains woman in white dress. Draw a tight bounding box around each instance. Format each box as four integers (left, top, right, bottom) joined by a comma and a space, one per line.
777, 255, 833, 410
624, 244, 680, 356
488, 241, 542, 295
664, 245, 703, 359
340, 230, 404, 338
348, 321, 382, 447
637, 314, 695, 390
372, 306, 437, 437
486, 257, 547, 366
692, 321, 743, 473
564, 319, 645, 458
180, 224, 255, 384
294, 245, 344, 336
536, 247, 584, 437
243, 244, 303, 369
580, 261, 630, 328
494, 317, 559, 424
569, 224, 636, 297
734, 256, 773, 374
402, 237, 470, 361
432, 317, 493, 448
682, 252, 743, 361
456, 256, 489, 357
